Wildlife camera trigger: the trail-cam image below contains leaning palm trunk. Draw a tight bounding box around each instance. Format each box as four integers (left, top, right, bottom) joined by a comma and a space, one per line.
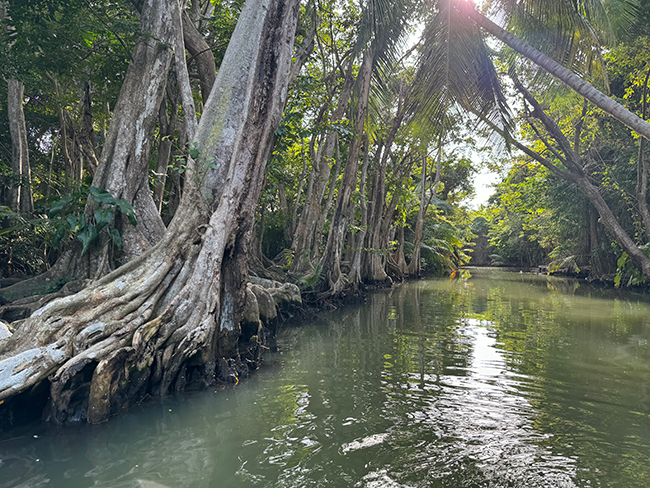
506, 75, 650, 279
466, 3, 650, 142
0, 0, 299, 424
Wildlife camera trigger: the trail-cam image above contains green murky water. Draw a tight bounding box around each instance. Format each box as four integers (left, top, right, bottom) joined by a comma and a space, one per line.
3, 268, 650, 487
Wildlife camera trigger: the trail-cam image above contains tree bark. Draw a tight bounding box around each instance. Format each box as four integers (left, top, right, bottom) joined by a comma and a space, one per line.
0, 0, 299, 425
153, 88, 178, 213
348, 136, 370, 285
320, 50, 373, 294
93, 0, 176, 260
507, 76, 650, 279
362, 89, 405, 283
407, 156, 428, 277
290, 60, 355, 271
0, 0, 177, 306
182, 10, 216, 105
7, 79, 33, 215
69, 0, 175, 277
636, 66, 650, 242
76, 81, 99, 178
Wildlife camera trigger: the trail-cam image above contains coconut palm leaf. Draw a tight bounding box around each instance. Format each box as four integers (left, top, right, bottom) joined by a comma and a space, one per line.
348, 0, 414, 134
409, 0, 513, 139
486, 0, 639, 89
355, 0, 412, 73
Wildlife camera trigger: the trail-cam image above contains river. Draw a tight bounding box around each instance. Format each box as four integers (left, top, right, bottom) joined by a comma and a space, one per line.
2, 268, 650, 487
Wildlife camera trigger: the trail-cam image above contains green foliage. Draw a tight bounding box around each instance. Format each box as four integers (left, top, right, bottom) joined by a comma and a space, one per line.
403, 205, 471, 276
480, 161, 556, 267
49, 186, 136, 255
0, 206, 55, 277
615, 245, 650, 287
188, 142, 200, 160
297, 262, 324, 290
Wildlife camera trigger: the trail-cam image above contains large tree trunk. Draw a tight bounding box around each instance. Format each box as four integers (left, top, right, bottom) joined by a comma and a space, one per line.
91, 0, 176, 263
466, 3, 650, 142
320, 51, 373, 294
290, 62, 355, 271
0, 0, 299, 424
7, 79, 33, 215
182, 10, 216, 105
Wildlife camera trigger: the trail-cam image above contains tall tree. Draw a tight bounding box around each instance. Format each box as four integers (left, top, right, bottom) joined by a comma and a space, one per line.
2, 2, 32, 215
6, 78, 32, 215
0, 0, 299, 424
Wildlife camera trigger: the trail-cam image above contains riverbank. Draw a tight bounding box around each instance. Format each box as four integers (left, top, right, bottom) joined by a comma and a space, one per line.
0, 265, 415, 432
0, 275, 305, 432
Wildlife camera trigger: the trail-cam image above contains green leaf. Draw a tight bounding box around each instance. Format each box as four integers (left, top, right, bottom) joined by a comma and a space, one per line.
188, 142, 200, 159
0, 225, 24, 236
115, 198, 137, 226
50, 195, 74, 216
77, 224, 98, 256
94, 206, 115, 232
67, 214, 85, 233
0, 206, 15, 218
110, 228, 123, 249
89, 186, 116, 205
52, 223, 68, 250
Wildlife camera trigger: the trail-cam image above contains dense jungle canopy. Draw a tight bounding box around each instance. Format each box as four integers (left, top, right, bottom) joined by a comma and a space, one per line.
1, 0, 650, 424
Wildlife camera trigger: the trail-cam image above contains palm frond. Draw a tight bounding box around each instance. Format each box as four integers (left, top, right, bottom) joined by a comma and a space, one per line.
409, 0, 513, 142
355, 0, 412, 69
486, 0, 639, 87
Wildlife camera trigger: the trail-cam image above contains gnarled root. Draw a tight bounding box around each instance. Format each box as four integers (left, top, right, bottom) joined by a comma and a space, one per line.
0, 206, 262, 425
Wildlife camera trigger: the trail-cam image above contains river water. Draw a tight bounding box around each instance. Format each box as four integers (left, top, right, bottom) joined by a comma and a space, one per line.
2, 268, 650, 488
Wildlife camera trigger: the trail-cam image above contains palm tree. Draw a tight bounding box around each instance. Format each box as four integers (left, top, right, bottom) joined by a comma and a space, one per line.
458, 0, 650, 277
461, 0, 650, 141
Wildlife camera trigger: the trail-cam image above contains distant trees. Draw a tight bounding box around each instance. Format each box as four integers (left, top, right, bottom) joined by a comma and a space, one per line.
478, 21, 650, 282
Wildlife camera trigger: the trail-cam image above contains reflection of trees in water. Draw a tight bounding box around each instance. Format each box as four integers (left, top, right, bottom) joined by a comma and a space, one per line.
5, 271, 650, 487
304, 272, 650, 487
353, 280, 578, 487
453, 270, 650, 487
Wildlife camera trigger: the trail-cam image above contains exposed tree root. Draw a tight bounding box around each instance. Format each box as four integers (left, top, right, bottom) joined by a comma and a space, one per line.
0, 0, 301, 429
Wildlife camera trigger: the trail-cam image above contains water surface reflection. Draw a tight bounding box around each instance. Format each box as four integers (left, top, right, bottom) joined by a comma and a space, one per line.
2, 268, 650, 487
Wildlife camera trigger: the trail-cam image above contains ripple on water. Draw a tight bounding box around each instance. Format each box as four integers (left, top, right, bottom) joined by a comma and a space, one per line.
366, 320, 580, 487
3, 271, 650, 487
